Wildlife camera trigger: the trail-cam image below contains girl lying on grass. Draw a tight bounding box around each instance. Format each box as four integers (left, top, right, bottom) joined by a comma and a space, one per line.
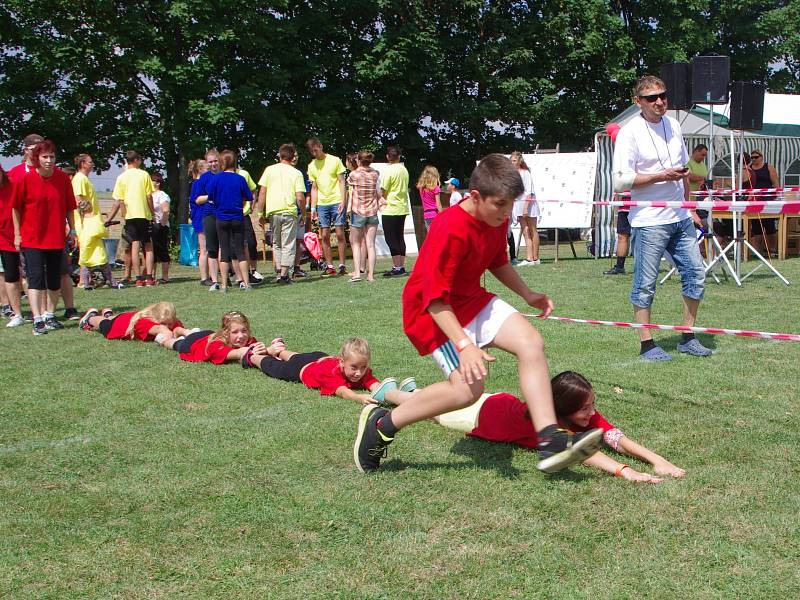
78, 302, 184, 342
422, 371, 685, 483
159, 310, 282, 365
241, 336, 417, 406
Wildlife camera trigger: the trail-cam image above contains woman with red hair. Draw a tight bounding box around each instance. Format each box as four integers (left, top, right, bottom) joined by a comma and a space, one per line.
12, 139, 77, 335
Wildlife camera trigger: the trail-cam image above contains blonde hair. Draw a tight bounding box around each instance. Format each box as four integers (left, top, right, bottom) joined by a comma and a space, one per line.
208, 311, 252, 347
126, 302, 179, 338
339, 337, 371, 362
188, 159, 207, 179
416, 165, 440, 190
510, 151, 529, 171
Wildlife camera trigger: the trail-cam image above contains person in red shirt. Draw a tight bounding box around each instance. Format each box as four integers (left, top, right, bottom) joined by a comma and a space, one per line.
6, 133, 43, 184
354, 154, 603, 474
160, 310, 270, 365
78, 301, 183, 342
432, 371, 685, 483
11, 139, 77, 335
0, 165, 25, 327
242, 336, 417, 406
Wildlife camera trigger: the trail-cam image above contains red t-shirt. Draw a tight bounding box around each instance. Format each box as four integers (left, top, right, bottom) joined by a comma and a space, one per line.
299, 356, 379, 396
0, 182, 16, 252
467, 393, 615, 449
105, 312, 183, 341
402, 204, 509, 355
12, 168, 76, 249
6, 162, 31, 184
179, 334, 257, 364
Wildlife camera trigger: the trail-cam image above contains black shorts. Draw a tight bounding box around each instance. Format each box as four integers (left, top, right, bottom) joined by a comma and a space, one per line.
174, 329, 214, 354
98, 316, 117, 338
22, 247, 62, 290
125, 218, 152, 243
1, 250, 21, 283
152, 224, 171, 263
616, 210, 631, 235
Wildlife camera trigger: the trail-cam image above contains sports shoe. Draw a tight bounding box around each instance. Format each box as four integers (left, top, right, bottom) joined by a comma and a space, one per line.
529, 259, 541, 265
277, 275, 294, 285
677, 338, 713, 357
44, 316, 64, 330
208, 282, 220, 291
79, 308, 99, 331
135, 278, 145, 287
111, 282, 124, 289
1, 304, 13, 318
32, 321, 48, 336
145, 277, 156, 287
293, 267, 308, 278
603, 265, 626, 275
249, 270, 264, 284
354, 405, 393, 473
383, 267, 406, 277
323, 266, 337, 276
240, 345, 257, 369
338, 264, 347, 276
370, 378, 398, 406
83, 286, 94, 291
239, 281, 248, 290
6, 315, 25, 328
64, 307, 80, 320
640, 346, 672, 362
398, 377, 417, 393
536, 427, 603, 473
101, 308, 113, 318
200, 278, 212, 286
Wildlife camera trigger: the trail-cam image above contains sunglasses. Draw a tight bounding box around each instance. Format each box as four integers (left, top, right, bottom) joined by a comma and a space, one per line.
639, 92, 667, 103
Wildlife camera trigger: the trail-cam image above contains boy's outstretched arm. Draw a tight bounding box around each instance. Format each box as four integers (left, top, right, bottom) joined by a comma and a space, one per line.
428, 300, 495, 385
489, 263, 553, 316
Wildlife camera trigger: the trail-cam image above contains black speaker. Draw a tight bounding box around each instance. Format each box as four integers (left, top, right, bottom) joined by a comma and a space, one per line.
659, 62, 692, 110
729, 81, 765, 130
691, 56, 730, 104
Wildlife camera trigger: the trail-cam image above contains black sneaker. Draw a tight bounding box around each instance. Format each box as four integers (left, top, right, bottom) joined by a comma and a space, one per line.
64, 308, 80, 320
338, 264, 347, 276
79, 308, 99, 331
278, 275, 294, 285
603, 265, 625, 275
353, 405, 393, 473
382, 267, 403, 278
536, 428, 603, 473
44, 316, 64, 330
33, 321, 48, 336
1, 304, 12, 318
293, 267, 308, 278
240, 346, 256, 369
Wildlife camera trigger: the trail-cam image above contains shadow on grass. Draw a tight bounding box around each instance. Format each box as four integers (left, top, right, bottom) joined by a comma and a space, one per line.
657, 333, 718, 352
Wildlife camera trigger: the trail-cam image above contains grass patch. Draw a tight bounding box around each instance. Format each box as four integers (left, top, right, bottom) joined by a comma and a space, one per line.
2, 249, 799, 598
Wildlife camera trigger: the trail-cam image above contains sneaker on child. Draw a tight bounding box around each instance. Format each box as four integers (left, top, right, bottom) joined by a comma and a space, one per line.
536, 428, 603, 473
354, 405, 393, 472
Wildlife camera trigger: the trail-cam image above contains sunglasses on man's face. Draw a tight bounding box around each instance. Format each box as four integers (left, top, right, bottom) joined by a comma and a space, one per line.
639, 92, 667, 103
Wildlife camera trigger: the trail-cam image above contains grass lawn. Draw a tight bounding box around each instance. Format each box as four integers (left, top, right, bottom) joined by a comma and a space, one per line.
2, 247, 799, 598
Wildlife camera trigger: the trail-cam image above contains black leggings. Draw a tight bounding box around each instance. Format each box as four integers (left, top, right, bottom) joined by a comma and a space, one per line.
174, 329, 213, 354
244, 216, 257, 260
98, 316, 117, 338
507, 231, 516, 261
22, 247, 61, 290
1, 250, 21, 283
217, 219, 245, 263
381, 214, 407, 257
203, 215, 219, 256
258, 351, 327, 382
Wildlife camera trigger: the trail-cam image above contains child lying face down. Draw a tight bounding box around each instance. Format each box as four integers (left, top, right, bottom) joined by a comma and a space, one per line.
79, 302, 183, 342
242, 336, 417, 406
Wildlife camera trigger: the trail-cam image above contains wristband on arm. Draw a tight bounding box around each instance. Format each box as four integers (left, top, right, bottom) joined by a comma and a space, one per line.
455, 338, 474, 352
614, 464, 630, 477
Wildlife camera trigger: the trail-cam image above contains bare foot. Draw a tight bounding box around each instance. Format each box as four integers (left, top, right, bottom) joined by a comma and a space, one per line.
653, 460, 686, 478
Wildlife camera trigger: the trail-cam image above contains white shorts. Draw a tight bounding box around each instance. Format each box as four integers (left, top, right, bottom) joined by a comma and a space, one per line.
430, 297, 518, 376
512, 195, 540, 220
436, 393, 490, 432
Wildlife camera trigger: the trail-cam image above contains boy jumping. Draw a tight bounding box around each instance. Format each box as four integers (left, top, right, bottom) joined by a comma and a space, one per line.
354, 154, 603, 473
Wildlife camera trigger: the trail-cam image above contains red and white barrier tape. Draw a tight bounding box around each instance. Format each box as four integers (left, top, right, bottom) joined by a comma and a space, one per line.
690, 186, 800, 196
523, 314, 800, 342
533, 198, 800, 214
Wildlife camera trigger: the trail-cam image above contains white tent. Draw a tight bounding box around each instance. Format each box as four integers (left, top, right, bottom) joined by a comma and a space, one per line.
593, 93, 800, 257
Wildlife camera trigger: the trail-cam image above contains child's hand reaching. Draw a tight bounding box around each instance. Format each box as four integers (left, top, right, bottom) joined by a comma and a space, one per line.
524, 291, 553, 317
266, 338, 285, 358
621, 468, 664, 484
652, 460, 686, 478
458, 343, 495, 385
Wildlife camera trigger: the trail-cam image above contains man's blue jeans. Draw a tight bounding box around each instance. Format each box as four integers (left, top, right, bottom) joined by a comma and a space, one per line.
630, 218, 705, 308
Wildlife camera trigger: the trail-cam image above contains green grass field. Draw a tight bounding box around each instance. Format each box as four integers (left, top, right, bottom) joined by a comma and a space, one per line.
2, 249, 799, 598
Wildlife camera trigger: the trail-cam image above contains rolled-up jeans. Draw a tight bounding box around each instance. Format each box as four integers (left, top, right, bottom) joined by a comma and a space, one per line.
630, 218, 705, 309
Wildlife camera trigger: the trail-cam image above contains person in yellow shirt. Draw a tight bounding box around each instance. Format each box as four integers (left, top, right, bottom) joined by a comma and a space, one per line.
107, 150, 155, 286
307, 137, 347, 276
72, 154, 122, 290
256, 143, 306, 284
379, 145, 411, 276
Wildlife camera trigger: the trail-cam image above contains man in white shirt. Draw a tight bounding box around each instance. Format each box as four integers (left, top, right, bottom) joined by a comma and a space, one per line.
613, 75, 711, 361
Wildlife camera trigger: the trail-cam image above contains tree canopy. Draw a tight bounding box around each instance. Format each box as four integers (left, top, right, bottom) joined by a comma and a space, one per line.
1, 0, 797, 216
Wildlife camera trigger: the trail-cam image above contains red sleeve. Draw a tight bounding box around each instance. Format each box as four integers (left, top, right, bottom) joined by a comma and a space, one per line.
170, 320, 184, 331
133, 317, 159, 341
11, 176, 24, 210
419, 231, 466, 310
207, 340, 234, 365
357, 369, 379, 391
315, 359, 348, 396
587, 411, 615, 432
